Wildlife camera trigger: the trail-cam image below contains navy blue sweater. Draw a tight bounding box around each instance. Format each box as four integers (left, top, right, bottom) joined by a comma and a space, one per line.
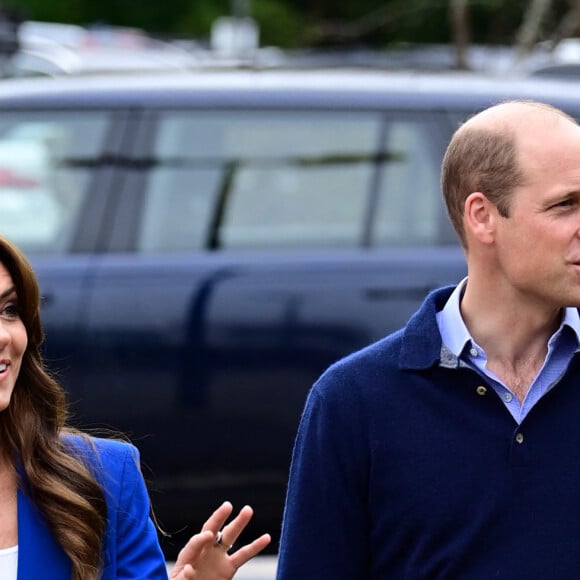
277, 286, 580, 579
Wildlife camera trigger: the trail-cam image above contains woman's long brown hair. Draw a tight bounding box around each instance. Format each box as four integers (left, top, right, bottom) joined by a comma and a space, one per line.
0, 236, 107, 580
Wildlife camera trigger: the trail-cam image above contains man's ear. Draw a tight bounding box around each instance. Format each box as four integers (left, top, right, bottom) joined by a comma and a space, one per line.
463, 192, 496, 245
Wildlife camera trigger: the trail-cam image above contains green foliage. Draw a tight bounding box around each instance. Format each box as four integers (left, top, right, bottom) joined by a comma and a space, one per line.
470, 1, 524, 44
378, 0, 450, 45
4, 0, 84, 23
0, 0, 572, 49
174, 0, 231, 37
252, 0, 302, 48
4, 0, 212, 34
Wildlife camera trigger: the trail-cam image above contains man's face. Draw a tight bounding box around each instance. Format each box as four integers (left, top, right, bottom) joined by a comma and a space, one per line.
493, 116, 580, 309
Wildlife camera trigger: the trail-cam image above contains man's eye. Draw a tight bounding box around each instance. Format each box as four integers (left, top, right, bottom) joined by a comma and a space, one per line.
553, 199, 575, 209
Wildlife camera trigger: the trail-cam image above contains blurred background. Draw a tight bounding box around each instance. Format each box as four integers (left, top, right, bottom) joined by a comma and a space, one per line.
0, 0, 579, 77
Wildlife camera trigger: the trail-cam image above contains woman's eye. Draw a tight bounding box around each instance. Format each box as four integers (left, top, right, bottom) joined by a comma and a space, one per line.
1, 304, 19, 318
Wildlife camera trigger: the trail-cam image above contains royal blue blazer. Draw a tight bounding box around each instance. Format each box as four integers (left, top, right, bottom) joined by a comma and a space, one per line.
17, 436, 169, 579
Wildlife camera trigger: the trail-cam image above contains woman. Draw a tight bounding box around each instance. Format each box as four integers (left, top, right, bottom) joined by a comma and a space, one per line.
0, 235, 270, 579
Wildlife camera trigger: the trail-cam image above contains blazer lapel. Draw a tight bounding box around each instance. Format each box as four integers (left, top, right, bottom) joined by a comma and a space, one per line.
17, 489, 71, 579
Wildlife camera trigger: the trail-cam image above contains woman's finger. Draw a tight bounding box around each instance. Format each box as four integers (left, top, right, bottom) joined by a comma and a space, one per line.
230, 533, 272, 570
200, 501, 234, 535
171, 530, 215, 577
173, 563, 195, 580
219, 505, 255, 547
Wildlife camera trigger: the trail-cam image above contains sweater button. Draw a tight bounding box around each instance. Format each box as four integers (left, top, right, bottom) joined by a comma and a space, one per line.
515, 433, 524, 444
476, 385, 487, 396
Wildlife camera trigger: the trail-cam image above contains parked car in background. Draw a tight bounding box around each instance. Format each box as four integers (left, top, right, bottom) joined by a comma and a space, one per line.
0, 69, 578, 555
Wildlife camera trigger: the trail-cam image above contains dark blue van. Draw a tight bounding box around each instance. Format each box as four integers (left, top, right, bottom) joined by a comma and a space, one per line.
0, 69, 577, 554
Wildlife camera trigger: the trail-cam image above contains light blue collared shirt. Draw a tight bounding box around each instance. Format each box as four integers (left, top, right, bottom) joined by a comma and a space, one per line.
436, 278, 580, 424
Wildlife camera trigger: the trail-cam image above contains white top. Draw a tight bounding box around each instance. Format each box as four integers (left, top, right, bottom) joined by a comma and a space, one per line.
0, 545, 17, 580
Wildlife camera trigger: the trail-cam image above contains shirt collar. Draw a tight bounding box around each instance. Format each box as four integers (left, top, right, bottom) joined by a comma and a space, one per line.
436, 277, 470, 359
560, 306, 580, 347
436, 277, 580, 359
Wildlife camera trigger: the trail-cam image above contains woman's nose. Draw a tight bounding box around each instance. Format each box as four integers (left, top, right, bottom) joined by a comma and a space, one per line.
0, 321, 12, 345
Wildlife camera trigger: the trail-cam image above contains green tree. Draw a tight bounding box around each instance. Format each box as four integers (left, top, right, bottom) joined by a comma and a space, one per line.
252, 0, 301, 47
1, 0, 576, 53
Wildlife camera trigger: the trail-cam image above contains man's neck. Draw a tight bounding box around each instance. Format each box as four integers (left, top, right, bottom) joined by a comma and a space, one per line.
460, 281, 562, 401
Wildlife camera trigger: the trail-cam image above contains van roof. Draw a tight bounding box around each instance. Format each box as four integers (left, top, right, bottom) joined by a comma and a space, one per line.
0, 68, 576, 112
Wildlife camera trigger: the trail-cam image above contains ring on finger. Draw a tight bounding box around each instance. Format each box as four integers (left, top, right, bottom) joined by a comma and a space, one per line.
214, 530, 233, 551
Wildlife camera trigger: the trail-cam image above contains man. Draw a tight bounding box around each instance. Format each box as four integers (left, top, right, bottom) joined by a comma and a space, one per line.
276, 100, 580, 578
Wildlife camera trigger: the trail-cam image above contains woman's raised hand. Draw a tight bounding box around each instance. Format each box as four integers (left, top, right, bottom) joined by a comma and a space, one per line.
169, 502, 271, 580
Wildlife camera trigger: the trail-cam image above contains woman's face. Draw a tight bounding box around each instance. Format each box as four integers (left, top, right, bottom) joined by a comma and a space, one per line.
0, 262, 27, 412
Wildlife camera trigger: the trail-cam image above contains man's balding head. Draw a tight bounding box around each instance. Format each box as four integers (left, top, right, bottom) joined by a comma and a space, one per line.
441, 100, 578, 248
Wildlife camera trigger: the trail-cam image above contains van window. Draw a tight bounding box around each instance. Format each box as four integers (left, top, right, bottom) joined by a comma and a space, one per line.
137, 110, 446, 252
372, 118, 444, 246
0, 113, 109, 253
137, 111, 382, 251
